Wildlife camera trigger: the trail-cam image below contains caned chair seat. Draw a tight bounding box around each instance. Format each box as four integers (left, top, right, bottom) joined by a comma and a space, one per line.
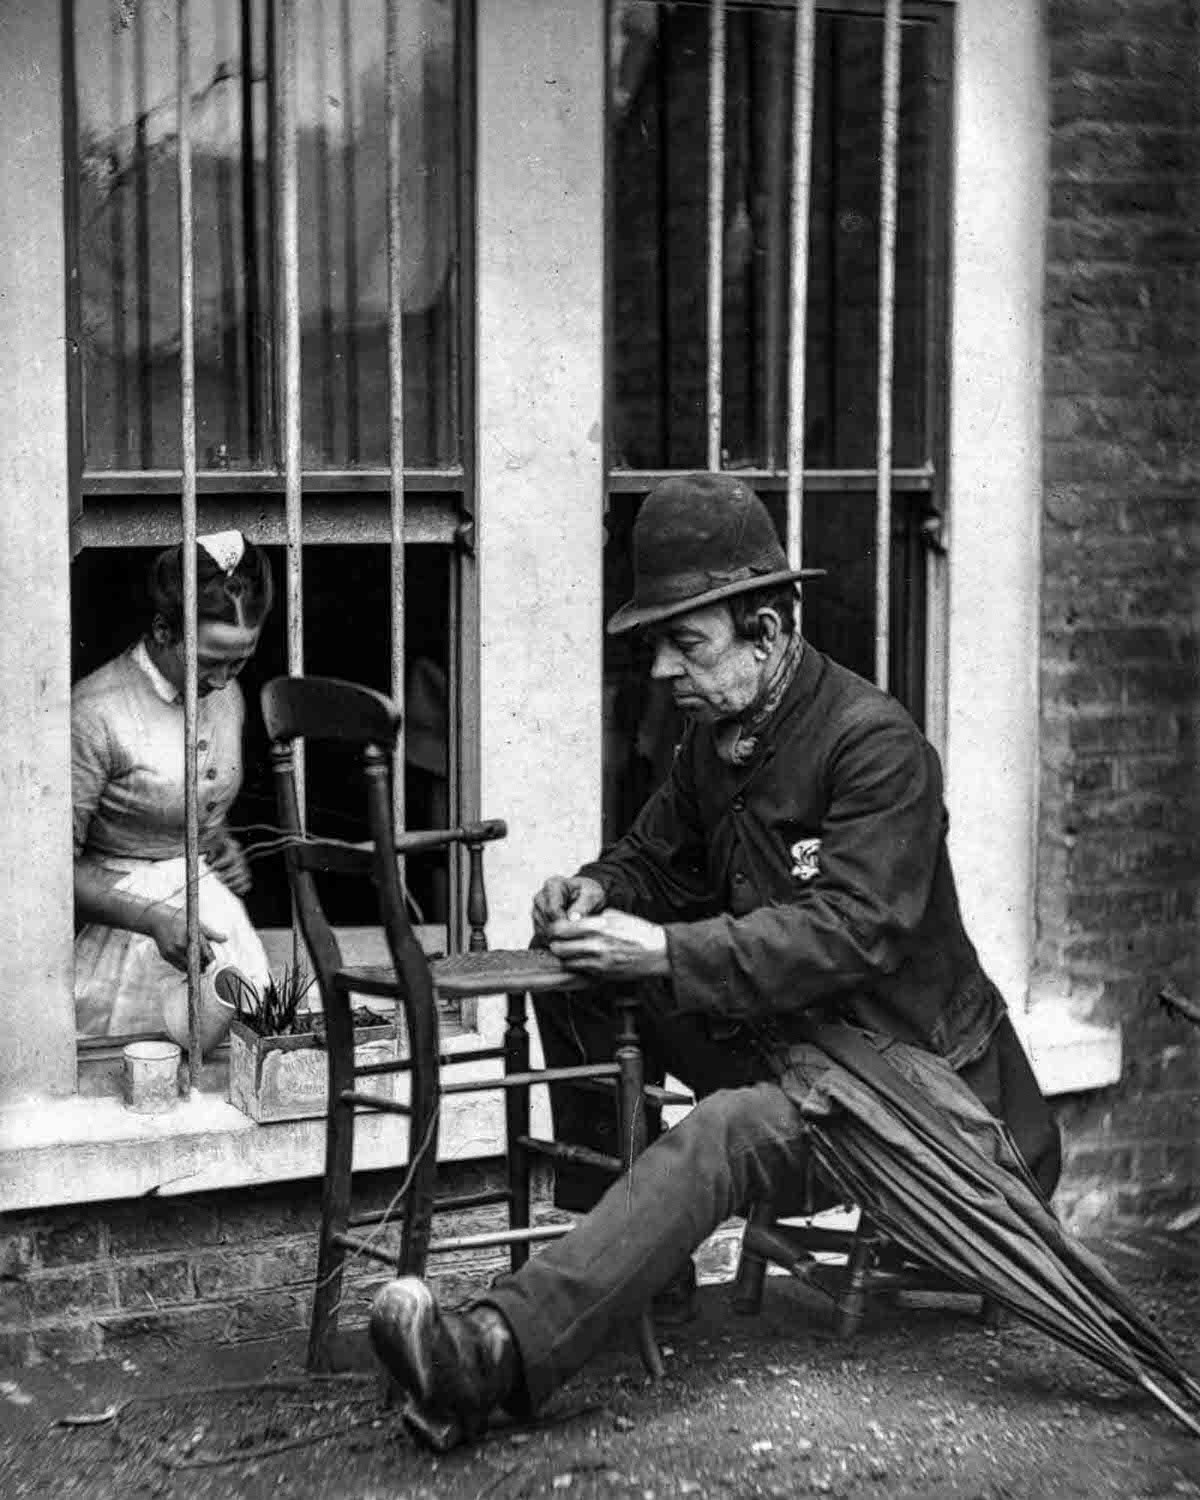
335, 948, 592, 1000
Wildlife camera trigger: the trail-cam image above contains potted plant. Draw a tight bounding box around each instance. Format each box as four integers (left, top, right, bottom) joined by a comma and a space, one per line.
226, 966, 408, 1123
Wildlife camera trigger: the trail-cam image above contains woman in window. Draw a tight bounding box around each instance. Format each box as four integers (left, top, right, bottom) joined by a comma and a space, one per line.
72, 531, 274, 1049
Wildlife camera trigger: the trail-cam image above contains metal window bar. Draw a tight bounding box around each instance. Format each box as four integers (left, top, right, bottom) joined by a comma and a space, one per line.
705, 0, 725, 471
386, 0, 408, 837
177, 0, 202, 1088
785, 0, 817, 576
874, 0, 902, 689
274, 0, 307, 980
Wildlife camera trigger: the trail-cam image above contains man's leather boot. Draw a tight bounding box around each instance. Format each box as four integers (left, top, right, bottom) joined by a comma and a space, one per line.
369, 1278, 519, 1452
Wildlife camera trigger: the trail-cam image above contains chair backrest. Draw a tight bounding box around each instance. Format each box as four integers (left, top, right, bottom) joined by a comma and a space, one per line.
260, 675, 441, 1086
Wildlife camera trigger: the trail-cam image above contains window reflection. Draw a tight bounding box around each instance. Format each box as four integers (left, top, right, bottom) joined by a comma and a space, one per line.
74, 0, 460, 472
609, 1, 935, 472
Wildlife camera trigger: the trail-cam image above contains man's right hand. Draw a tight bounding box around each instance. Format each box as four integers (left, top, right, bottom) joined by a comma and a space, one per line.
147, 909, 228, 973
531, 874, 606, 945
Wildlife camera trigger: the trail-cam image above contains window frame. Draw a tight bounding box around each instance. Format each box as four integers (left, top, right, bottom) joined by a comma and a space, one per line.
602, 0, 955, 776
62, 0, 483, 1060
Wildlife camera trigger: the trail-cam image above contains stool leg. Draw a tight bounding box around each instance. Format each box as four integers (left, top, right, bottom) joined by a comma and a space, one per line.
505, 991, 532, 1272
835, 1215, 884, 1339
732, 1200, 775, 1316
615, 996, 664, 1381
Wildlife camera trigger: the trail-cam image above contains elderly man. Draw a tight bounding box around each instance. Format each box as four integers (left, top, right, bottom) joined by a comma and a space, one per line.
370, 474, 1061, 1450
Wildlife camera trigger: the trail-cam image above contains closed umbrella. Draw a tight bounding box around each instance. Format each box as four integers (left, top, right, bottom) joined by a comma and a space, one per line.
786, 1021, 1200, 1438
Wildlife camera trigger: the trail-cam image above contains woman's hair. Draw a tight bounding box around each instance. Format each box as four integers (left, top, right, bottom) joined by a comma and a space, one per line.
148, 536, 275, 638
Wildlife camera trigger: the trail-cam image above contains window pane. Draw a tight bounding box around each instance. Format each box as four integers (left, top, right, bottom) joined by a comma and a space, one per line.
73, 0, 461, 472
75, 0, 266, 470
609, 1, 938, 471
296, 0, 461, 467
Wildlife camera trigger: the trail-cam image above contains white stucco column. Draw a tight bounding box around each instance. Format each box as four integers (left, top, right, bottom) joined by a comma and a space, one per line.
0, 0, 77, 1100
475, 0, 606, 949
945, 0, 1046, 1010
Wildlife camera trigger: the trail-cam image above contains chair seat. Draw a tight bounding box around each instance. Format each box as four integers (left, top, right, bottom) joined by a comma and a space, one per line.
336, 947, 592, 999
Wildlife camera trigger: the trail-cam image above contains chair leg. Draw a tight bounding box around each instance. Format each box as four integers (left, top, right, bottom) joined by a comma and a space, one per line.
835, 1215, 884, 1339
732, 1200, 775, 1316
505, 990, 532, 1272
615, 996, 664, 1380
307, 1089, 356, 1372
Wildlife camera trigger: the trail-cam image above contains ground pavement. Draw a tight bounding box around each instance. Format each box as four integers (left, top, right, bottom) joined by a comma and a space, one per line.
1, 1230, 1197, 1499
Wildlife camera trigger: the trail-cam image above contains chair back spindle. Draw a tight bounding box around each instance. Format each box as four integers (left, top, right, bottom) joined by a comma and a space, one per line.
466, 838, 489, 952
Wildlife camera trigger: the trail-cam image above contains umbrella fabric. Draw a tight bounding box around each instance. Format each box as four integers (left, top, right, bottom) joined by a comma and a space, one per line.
779, 1021, 1200, 1438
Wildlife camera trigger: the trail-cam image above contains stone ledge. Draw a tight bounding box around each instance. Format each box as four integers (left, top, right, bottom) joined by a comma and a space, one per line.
1011, 1002, 1123, 1098
3, 1001, 1123, 1214
0, 1046, 541, 1214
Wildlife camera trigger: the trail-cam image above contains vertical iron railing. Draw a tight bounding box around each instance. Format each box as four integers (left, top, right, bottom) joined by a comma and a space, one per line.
315, 0, 337, 463
278, 0, 304, 779
785, 0, 817, 577
276, 0, 306, 979
705, 0, 725, 472
762, 33, 785, 475
386, 0, 408, 838
177, 0, 202, 1086
135, 13, 153, 466
874, 0, 901, 689
240, 0, 263, 463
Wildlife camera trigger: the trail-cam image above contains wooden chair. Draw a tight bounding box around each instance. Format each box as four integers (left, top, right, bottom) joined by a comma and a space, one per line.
260, 675, 668, 1377
733, 1198, 993, 1337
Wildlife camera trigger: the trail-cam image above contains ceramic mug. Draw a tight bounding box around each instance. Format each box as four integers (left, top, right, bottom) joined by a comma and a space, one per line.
122, 1040, 183, 1113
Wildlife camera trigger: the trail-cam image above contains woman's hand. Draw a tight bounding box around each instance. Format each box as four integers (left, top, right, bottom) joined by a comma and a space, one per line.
531, 874, 606, 946
206, 833, 253, 895
546, 909, 670, 980
147, 908, 228, 972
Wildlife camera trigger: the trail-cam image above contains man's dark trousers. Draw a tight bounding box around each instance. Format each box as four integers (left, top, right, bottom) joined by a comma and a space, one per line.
480, 990, 815, 1408
480, 984, 1060, 1411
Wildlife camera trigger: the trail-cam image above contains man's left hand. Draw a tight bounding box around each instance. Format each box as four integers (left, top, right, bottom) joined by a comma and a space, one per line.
546, 910, 670, 980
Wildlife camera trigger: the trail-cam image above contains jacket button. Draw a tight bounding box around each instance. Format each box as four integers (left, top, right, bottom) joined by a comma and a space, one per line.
733, 795, 745, 812
205, 768, 218, 780
732, 872, 746, 884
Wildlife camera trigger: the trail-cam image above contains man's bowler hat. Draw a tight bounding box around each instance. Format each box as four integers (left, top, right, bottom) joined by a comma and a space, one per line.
606, 473, 825, 636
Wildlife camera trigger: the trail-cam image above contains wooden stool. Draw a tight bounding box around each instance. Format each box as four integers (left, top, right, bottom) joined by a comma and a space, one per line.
733, 1199, 992, 1337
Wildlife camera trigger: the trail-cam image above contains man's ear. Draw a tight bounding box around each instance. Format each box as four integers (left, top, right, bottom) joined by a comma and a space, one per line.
755, 608, 783, 648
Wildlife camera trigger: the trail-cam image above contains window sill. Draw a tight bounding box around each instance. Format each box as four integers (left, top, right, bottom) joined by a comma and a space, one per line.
0, 1029, 528, 1214
1011, 984, 1123, 1098
4, 982, 1122, 1214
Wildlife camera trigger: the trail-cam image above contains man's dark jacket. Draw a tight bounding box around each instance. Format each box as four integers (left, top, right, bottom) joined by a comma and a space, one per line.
580, 644, 1006, 1072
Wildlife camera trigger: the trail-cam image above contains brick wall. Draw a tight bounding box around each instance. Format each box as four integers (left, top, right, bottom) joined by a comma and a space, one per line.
0, 1162, 745, 1368
1039, 0, 1200, 1227
0, 1162, 517, 1368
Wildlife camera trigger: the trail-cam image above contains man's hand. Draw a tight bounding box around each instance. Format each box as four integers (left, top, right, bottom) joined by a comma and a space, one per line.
531, 874, 606, 945
205, 833, 253, 896
147, 908, 228, 973
546, 910, 670, 980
